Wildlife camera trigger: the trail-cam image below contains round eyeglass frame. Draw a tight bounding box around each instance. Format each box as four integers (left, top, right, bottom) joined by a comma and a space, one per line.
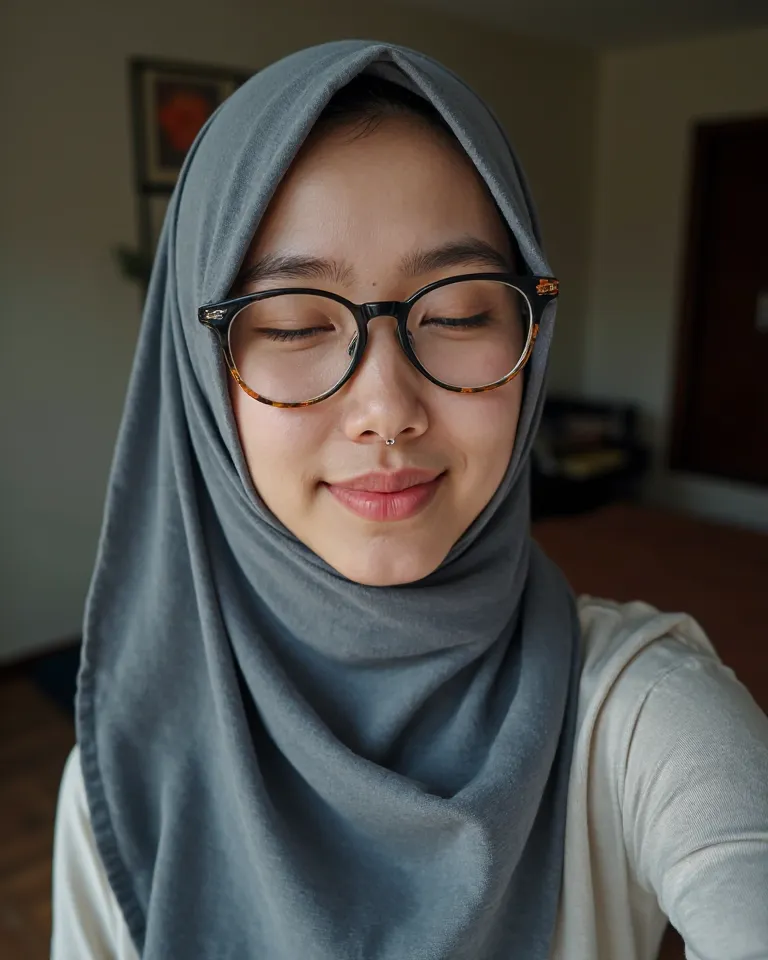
198, 272, 559, 408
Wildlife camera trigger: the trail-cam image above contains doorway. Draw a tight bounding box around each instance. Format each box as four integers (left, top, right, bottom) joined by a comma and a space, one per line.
671, 117, 768, 486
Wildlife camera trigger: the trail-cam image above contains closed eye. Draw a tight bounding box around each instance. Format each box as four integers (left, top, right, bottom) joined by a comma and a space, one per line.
258, 326, 333, 342
422, 312, 492, 328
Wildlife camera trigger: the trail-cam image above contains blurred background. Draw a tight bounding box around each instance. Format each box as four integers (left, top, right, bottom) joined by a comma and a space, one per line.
1, 0, 767, 956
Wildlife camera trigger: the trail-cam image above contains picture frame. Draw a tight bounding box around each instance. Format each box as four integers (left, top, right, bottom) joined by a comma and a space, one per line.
130, 57, 251, 193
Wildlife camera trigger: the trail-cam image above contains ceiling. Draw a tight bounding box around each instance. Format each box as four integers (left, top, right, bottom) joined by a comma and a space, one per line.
397, 0, 768, 48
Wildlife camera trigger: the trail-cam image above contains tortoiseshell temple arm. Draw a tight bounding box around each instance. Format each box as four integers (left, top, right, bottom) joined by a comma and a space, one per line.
536, 279, 558, 296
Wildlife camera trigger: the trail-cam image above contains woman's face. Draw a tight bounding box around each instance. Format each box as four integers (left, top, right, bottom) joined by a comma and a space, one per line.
231, 114, 523, 586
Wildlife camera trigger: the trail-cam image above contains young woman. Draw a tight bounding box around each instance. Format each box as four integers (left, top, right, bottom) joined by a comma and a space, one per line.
52, 41, 768, 960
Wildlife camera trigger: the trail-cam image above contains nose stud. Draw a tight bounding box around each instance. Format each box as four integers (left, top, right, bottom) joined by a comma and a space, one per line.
385, 438, 396, 446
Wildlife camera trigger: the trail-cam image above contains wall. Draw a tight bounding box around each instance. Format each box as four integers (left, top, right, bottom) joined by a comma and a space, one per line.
0, 0, 596, 660
585, 26, 768, 530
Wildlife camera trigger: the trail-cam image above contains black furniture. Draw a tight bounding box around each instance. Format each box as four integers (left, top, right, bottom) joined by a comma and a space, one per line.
531, 396, 650, 520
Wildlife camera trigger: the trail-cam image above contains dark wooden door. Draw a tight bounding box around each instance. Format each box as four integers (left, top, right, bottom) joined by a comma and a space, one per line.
671, 118, 768, 486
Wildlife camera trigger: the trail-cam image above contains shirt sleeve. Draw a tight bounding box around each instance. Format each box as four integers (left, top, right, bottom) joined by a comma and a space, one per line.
622, 651, 768, 959
51, 746, 137, 960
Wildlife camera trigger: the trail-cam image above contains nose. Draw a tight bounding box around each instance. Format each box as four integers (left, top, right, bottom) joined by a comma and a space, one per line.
340, 315, 428, 445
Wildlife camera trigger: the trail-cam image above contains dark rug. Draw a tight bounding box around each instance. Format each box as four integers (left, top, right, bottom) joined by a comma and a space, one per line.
27, 643, 80, 716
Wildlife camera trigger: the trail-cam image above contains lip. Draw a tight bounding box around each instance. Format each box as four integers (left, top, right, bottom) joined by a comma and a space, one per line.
324, 469, 445, 522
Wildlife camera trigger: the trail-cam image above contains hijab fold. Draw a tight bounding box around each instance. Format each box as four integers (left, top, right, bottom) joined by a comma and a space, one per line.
77, 40, 581, 960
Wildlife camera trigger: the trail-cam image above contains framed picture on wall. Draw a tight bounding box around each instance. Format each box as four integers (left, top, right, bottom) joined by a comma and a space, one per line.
130, 57, 251, 193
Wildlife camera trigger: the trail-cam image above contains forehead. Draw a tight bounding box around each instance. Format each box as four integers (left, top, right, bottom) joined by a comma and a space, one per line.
250, 115, 511, 271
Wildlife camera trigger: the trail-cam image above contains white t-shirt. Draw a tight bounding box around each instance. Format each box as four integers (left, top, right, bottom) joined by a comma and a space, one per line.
51, 597, 768, 959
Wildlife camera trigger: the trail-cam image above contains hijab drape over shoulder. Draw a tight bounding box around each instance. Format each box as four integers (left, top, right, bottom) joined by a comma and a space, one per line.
77, 41, 581, 960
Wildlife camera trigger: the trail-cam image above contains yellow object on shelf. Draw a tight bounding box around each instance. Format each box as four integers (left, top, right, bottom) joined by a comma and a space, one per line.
559, 448, 628, 479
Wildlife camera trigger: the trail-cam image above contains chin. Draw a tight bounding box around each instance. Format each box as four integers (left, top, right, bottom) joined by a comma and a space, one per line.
322, 538, 449, 587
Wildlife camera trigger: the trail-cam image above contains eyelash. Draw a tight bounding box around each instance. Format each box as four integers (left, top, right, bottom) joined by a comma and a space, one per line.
261, 327, 331, 342
423, 313, 491, 328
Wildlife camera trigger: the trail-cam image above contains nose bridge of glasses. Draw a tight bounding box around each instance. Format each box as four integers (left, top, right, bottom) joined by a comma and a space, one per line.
360, 301, 407, 325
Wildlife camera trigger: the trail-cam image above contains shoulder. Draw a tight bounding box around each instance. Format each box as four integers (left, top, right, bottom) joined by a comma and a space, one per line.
54, 746, 99, 889
575, 594, 726, 738
573, 593, 765, 803
57, 745, 88, 829
577, 594, 719, 689
570, 596, 768, 958
52, 746, 138, 959
575, 592, 768, 797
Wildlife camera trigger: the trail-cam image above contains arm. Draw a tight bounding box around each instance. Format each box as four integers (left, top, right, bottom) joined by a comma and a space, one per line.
623, 655, 768, 960
51, 747, 137, 960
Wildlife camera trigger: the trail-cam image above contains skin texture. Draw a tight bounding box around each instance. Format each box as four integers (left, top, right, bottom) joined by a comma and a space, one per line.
230, 114, 523, 586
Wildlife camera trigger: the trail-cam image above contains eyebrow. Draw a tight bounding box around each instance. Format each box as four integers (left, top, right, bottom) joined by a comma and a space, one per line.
235, 253, 354, 289
234, 236, 513, 291
400, 237, 512, 277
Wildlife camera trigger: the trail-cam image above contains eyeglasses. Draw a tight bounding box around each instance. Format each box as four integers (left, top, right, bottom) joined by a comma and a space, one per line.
198, 273, 558, 407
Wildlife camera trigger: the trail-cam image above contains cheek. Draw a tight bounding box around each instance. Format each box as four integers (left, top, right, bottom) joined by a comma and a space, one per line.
230, 385, 321, 506
438, 381, 522, 471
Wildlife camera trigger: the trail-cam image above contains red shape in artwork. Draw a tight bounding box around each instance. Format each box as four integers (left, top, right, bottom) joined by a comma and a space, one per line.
158, 90, 212, 154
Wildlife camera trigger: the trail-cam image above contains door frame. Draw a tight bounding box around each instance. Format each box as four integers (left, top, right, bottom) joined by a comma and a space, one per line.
669, 115, 768, 478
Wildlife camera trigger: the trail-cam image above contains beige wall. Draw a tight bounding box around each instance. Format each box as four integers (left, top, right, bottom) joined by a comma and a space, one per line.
0, 0, 596, 660
585, 27, 768, 530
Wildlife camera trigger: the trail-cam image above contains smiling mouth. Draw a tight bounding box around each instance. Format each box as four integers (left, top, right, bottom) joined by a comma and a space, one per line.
323, 471, 446, 522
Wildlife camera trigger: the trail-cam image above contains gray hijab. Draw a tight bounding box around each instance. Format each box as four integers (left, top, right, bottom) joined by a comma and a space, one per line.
77, 40, 581, 960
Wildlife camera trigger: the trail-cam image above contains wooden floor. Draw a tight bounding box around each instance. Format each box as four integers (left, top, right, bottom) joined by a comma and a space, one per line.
1, 502, 766, 959
0, 675, 74, 958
